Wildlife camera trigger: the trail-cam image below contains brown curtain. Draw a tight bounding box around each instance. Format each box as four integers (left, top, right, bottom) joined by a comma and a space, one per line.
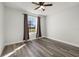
36, 16, 42, 38
23, 14, 29, 40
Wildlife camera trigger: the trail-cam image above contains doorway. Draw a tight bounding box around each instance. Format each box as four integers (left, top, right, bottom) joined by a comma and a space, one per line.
28, 15, 37, 40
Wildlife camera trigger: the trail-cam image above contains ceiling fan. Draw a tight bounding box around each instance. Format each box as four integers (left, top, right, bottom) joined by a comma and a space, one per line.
32, 2, 53, 11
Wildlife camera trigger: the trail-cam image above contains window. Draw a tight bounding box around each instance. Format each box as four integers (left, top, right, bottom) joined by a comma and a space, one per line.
28, 15, 37, 32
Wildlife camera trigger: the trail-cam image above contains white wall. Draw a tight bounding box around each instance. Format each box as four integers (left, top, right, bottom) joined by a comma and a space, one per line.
41, 16, 47, 37
4, 7, 24, 45
0, 3, 4, 55
46, 5, 79, 47
4, 7, 46, 45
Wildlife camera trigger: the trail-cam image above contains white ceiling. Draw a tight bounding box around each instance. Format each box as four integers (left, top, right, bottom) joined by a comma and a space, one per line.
3, 2, 79, 16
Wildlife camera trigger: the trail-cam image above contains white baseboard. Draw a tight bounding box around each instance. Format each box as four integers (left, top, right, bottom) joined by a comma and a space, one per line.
46, 37, 79, 48
5, 37, 45, 46
5, 40, 24, 46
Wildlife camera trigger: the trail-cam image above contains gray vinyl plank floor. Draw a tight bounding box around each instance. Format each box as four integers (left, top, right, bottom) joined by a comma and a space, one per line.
1, 38, 79, 57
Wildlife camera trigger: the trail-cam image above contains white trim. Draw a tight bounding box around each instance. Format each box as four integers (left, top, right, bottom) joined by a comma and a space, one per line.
46, 37, 79, 48
5, 40, 24, 46
5, 37, 45, 46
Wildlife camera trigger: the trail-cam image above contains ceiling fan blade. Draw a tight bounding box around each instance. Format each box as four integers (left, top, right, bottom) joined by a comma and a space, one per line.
39, 2, 45, 5
32, 2, 39, 5
34, 6, 40, 10
44, 4, 53, 6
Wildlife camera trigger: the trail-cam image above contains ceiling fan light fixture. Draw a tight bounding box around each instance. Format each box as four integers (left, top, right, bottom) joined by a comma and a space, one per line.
41, 6, 45, 9
39, 6, 45, 10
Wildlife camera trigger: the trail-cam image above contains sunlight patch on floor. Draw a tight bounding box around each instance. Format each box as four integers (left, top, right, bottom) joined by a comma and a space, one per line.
3, 44, 26, 57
